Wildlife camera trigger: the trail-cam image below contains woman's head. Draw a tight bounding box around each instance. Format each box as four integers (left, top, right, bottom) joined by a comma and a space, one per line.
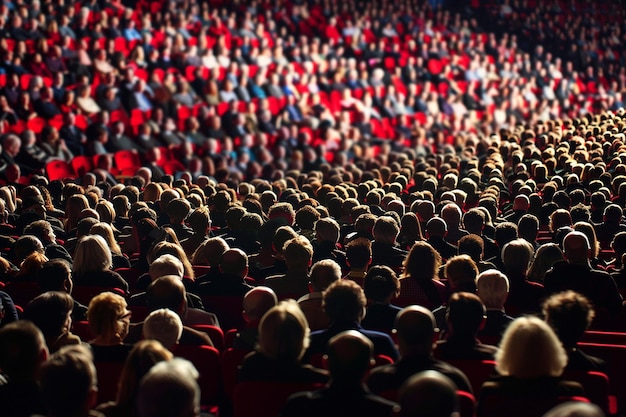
87, 292, 130, 344
496, 316, 567, 379
90, 222, 121, 255
73, 234, 112, 274
116, 339, 173, 407
258, 300, 310, 362
402, 241, 442, 281
527, 243, 564, 283
364, 265, 400, 302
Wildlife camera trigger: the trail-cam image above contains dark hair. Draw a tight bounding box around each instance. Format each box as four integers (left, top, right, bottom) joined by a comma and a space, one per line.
364, 265, 400, 302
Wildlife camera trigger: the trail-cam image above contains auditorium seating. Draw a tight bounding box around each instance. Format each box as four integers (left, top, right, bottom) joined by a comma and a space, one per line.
233, 381, 324, 417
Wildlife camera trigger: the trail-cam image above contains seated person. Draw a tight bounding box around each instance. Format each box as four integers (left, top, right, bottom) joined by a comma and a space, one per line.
232, 286, 277, 351
143, 308, 184, 351
0, 320, 49, 417
137, 358, 201, 417
543, 290, 606, 373
435, 292, 498, 361
477, 317, 584, 416
298, 259, 341, 331
307, 280, 399, 362
238, 300, 329, 384
282, 331, 398, 417
87, 292, 133, 362
397, 371, 459, 417
361, 265, 402, 334
367, 306, 473, 397
476, 269, 514, 343
23, 291, 81, 353
38, 344, 98, 417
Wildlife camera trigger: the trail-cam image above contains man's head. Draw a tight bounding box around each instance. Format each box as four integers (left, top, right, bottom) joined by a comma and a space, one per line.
373, 216, 400, 244
323, 279, 366, 324
149, 254, 185, 281
394, 306, 438, 356
137, 358, 200, 417
562, 231, 592, 264
219, 248, 249, 278
543, 290, 594, 349
39, 345, 97, 417
0, 320, 49, 382
398, 371, 458, 417
501, 238, 534, 276
345, 237, 372, 270
143, 308, 184, 350
309, 259, 342, 292
327, 330, 373, 383
476, 269, 510, 310
242, 286, 278, 323
283, 236, 313, 271
446, 292, 486, 338
146, 275, 186, 315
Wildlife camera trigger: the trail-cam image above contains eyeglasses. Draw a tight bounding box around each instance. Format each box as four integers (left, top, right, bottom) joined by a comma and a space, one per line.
117, 311, 132, 321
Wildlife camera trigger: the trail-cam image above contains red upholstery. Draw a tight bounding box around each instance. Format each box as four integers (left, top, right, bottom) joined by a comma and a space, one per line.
71, 155, 94, 177
189, 324, 224, 352
581, 331, 626, 345
45, 160, 75, 181
72, 286, 125, 306
220, 347, 251, 401
233, 381, 324, 417
3, 281, 40, 309
562, 370, 614, 415
578, 342, 626, 412
173, 344, 221, 406
72, 320, 93, 342
444, 360, 497, 395
94, 361, 125, 404
199, 295, 246, 333
477, 394, 589, 417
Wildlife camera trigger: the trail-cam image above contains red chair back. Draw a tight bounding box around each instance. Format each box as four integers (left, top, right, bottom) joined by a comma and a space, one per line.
577, 342, 626, 412
445, 360, 497, 395
233, 381, 324, 417
3, 281, 40, 309
562, 370, 614, 415
189, 324, 224, 352
72, 286, 125, 306
46, 160, 75, 181
72, 320, 93, 342
173, 344, 221, 406
94, 361, 125, 404
220, 347, 252, 401
478, 394, 589, 417
200, 295, 246, 332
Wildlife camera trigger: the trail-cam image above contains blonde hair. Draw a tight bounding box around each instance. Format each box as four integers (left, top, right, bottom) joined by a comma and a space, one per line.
90, 222, 122, 255
73, 235, 113, 274
476, 269, 510, 309
258, 300, 310, 361
496, 316, 567, 379
143, 309, 183, 350
87, 292, 128, 342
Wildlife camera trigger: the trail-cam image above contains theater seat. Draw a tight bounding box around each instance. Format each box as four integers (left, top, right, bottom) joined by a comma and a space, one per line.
188, 324, 224, 352
173, 344, 221, 406
233, 381, 324, 417
45, 160, 75, 181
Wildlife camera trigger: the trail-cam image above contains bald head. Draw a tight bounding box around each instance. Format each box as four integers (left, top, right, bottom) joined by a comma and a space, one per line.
327, 330, 373, 382
395, 306, 438, 355
563, 231, 591, 263
146, 275, 186, 315
398, 371, 458, 417
220, 248, 248, 277
243, 286, 278, 322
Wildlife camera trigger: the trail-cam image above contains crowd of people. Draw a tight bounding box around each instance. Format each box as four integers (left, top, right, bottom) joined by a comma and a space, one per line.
0, 0, 625, 416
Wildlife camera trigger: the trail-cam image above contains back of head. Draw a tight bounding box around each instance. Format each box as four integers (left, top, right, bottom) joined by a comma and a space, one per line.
146, 275, 186, 314
444, 255, 478, 292
309, 259, 342, 292
345, 237, 372, 270
394, 305, 438, 354
323, 279, 366, 323
149, 254, 184, 281
258, 300, 309, 361
37, 259, 72, 292
242, 286, 278, 322
137, 358, 200, 417
542, 402, 605, 417
476, 269, 510, 309
23, 291, 74, 343
364, 265, 400, 302
398, 370, 458, 417
502, 238, 534, 276
0, 320, 48, 382
143, 308, 183, 350
39, 344, 97, 417
543, 290, 594, 349
563, 231, 592, 263
446, 292, 486, 337
494, 222, 518, 248
283, 236, 313, 270
373, 216, 400, 244
220, 248, 248, 277
327, 330, 373, 383
458, 234, 484, 262
495, 316, 567, 379
426, 217, 447, 238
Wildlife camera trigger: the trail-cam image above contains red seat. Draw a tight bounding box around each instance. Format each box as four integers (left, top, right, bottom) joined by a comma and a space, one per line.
45, 160, 75, 181
114, 267, 143, 291
224, 328, 238, 348
72, 320, 93, 341
128, 304, 150, 322
27, 117, 47, 134
233, 381, 324, 417
189, 324, 224, 352
114, 150, 141, 174
172, 344, 221, 406
443, 360, 497, 395
562, 370, 615, 415
3, 281, 40, 309
220, 347, 251, 401
72, 286, 126, 306
161, 160, 186, 175
200, 295, 246, 333
71, 155, 93, 177
578, 342, 626, 412
581, 330, 626, 345
94, 361, 125, 404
